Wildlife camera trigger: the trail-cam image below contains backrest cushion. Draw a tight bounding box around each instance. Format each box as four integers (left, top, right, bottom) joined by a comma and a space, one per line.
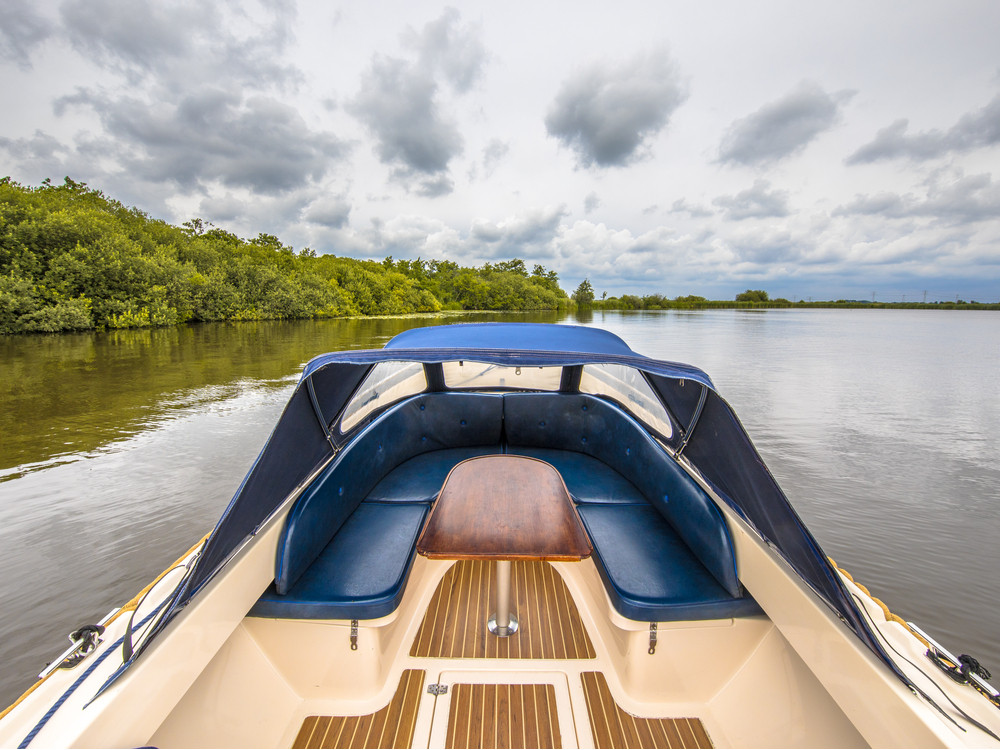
276, 392, 503, 593
503, 393, 740, 597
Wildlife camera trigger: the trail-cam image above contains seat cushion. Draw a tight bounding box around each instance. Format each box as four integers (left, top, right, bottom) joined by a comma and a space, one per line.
277, 393, 504, 593
503, 393, 741, 598
506, 447, 646, 504
578, 504, 761, 622
365, 447, 501, 503
251, 502, 428, 620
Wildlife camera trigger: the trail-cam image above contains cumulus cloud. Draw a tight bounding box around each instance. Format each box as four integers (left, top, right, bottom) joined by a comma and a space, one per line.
470, 205, 567, 256
713, 179, 791, 220
847, 93, 1000, 164
362, 214, 462, 259
0, 3, 54, 69
835, 170, 1000, 223
24, 0, 341, 202
351, 57, 462, 177
669, 198, 714, 218
401, 7, 487, 93
59, 0, 301, 92
545, 50, 687, 168
728, 227, 799, 264
349, 9, 486, 195
56, 88, 345, 194
304, 198, 352, 229
718, 82, 855, 166
413, 173, 455, 198
0, 130, 70, 162
198, 193, 247, 222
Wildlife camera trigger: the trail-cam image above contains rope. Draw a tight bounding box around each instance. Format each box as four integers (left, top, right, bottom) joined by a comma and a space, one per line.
17, 607, 164, 748
0, 533, 209, 723
827, 557, 930, 649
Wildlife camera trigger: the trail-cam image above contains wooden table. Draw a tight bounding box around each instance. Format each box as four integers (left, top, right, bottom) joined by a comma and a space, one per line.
416, 455, 592, 636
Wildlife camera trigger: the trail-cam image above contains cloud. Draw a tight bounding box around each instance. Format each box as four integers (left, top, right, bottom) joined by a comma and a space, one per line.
413, 173, 455, 198
834, 191, 911, 219
20, 1, 337, 201
360, 214, 461, 259
198, 194, 247, 223
0, 130, 70, 162
59, 0, 301, 92
718, 82, 854, 166
304, 198, 352, 229
401, 7, 487, 93
0, 4, 54, 69
669, 198, 714, 218
56, 88, 345, 194
351, 56, 462, 177
470, 205, 567, 256
349, 9, 486, 195
584, 192, 601, 214
834, 170, 1000, 223
545, 50, 687, 168
480, 139, 510, 179
728, 227, 799, 264
847, 93, 1000, 164
713, 179, 791, 220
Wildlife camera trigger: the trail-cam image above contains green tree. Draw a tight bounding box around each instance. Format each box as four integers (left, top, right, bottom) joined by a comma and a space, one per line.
0, 177, 572, 333
573, 278, 595, 306
736, 289, 769, 302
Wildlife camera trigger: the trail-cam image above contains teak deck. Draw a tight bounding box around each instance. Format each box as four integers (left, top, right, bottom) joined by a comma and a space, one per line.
410, 559, 596, 659
581, 672, 713, 749
292, 670, 424, 749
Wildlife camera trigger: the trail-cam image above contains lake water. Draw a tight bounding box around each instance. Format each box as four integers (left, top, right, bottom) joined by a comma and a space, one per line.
1, 309, 998, 709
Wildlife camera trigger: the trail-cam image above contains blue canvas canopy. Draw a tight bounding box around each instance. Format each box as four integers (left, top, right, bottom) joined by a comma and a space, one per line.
117, 322, 908, 691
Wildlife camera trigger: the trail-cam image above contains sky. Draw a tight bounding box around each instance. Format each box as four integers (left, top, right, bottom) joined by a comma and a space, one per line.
2, 0, 1000, 301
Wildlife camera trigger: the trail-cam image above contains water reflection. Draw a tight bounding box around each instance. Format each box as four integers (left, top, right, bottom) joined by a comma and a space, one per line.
0, 314, 559, 480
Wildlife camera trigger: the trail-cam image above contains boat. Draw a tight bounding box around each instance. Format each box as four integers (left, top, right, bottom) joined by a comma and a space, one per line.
1, 322, 997, 748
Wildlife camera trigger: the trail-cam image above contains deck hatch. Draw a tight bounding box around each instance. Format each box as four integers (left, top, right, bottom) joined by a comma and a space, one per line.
446, 683, 561, 749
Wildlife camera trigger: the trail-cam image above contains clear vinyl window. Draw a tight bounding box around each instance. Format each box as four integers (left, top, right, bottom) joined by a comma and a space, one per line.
442, 361, 562, 390
579, 363, 674, 438
339, 361, 427, 432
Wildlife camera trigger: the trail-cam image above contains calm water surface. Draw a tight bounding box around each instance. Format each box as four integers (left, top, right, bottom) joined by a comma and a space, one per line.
1, 309, 997, 707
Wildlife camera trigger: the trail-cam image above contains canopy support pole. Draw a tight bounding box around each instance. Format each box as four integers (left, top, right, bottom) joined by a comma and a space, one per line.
306, 376, 336, 451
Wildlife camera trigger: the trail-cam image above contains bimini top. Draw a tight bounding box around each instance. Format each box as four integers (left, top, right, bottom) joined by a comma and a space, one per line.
301, 323, 715, 390
117, 322, 906, 699
384, 322, 638, 356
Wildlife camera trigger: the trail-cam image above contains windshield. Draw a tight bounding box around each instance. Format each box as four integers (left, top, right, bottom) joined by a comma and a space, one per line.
339, 361, 427, 432
579, 363, 674, 439
442, 361, 562, 390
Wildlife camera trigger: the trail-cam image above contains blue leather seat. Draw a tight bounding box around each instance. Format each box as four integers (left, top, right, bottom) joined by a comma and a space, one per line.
365, 447, 500, 503
250, 502, 428, 620
578, 504, 761, 622
504, 393, 742, 600
275, 393, 502, 597
505, 447, 646, 504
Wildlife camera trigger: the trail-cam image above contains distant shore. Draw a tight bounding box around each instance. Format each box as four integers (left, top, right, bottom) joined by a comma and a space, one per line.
587, 300, 1000, 311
